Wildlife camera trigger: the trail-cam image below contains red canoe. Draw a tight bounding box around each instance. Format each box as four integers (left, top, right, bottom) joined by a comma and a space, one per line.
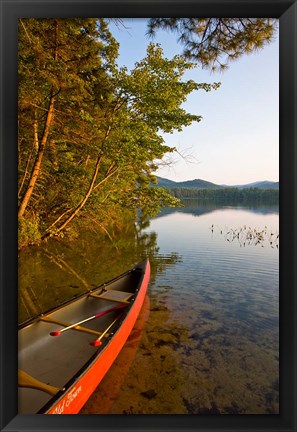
18, 259, 150, 414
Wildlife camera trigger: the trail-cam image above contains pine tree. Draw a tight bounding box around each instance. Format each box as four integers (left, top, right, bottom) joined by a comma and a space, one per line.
147, 18, 277, 71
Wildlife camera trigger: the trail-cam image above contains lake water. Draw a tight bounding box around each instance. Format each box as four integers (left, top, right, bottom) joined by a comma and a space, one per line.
18, 200, 279, 414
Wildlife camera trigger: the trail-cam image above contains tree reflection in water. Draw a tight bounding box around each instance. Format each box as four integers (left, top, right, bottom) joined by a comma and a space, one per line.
18, 217, 180, 324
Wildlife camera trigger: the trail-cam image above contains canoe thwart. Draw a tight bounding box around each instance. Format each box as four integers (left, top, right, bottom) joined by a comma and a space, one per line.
89, 289, 133, 304
39, 316, 108, 337
18, 369, 62, 396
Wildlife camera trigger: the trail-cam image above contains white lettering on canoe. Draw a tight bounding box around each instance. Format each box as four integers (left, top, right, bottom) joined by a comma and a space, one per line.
51, 386, 82, 414
51, 399, 65, 414
66, 385, 82, 407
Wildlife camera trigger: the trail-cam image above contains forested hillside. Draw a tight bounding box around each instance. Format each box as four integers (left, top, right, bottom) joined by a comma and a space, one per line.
170, 187, 279, 203
156, 176, 279, 190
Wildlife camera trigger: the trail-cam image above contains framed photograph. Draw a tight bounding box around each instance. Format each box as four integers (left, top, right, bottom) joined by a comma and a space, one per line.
1, 1, 296, 431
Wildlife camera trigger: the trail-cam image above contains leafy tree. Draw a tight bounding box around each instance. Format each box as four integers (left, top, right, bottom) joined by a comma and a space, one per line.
18, 19, 220, 245
51, 43, 219, 233
147, 18, 277, 71
18, 18, 118, 219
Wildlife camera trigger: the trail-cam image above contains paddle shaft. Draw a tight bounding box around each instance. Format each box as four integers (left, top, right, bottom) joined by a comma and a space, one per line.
90, 312, 124, 346
41, 316, 107, 337
50, 303, 127, 336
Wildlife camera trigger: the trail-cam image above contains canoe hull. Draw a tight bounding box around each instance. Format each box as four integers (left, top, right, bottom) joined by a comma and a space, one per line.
18, 259, 150, 415
47, 261, 150, 414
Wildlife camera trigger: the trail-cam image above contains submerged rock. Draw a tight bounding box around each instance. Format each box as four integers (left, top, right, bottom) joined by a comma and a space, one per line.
140, 389, 157, 399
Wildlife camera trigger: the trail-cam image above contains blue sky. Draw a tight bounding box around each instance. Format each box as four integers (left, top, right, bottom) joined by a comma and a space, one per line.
109, 19, 279, 185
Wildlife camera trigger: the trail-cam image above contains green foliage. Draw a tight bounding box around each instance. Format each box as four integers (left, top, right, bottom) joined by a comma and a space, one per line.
139, 187, 183, 218
116, 43, 220, 133
18, 19, 118, 223
18, 214, 42, 248
148, 18, 277, 71
18, 19, 220, 247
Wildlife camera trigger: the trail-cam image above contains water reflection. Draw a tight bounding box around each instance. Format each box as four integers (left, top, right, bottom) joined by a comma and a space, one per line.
154, 198, 279, 219
18, 201, 279, 414
18, 222, 181, 323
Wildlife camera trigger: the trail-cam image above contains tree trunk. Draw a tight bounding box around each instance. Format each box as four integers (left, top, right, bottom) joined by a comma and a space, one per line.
33, 110, 39, 151
46, 125, 112, 237
18, 21, 59, 218
18, 92, 55, 218
49, 154, 103, 236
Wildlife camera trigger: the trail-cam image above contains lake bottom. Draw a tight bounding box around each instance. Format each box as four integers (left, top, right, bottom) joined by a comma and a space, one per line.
83, 204, 279, 414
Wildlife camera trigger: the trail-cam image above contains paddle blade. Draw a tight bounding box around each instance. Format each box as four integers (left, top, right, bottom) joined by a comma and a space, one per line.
90, 339, 102, 347
50, 330, 61, 336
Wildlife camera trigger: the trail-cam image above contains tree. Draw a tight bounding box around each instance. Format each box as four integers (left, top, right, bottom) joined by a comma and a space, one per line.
18, 18, 118, 219
49, 43, 220, 235
147, 18, 277, 71
18, 19, 220, 245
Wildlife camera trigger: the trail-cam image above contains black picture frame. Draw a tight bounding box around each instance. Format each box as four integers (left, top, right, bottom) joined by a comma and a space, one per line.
1, 1, 296, 431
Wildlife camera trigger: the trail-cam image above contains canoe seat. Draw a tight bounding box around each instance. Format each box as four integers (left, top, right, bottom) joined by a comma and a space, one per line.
89, 289, 133, 304
39, 316, 106, 337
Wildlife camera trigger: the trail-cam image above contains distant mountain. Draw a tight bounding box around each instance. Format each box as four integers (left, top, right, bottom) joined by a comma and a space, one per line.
177, 178, 223, 189
155, 176, 222, 189
154, 177, 178, 188
155, 176, 279, 190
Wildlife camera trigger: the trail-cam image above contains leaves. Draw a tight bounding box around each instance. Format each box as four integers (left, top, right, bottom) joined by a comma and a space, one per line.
18, 19, 219, 244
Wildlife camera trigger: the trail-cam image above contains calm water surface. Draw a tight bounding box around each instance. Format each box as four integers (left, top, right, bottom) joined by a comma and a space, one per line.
18, 200, 279, 414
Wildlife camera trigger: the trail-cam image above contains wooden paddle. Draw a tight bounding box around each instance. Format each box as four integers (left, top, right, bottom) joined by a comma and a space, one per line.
49, 303, 127, 337
18, 369, 62, 396
90, 312, 124, 347
40, 316, 104, 337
